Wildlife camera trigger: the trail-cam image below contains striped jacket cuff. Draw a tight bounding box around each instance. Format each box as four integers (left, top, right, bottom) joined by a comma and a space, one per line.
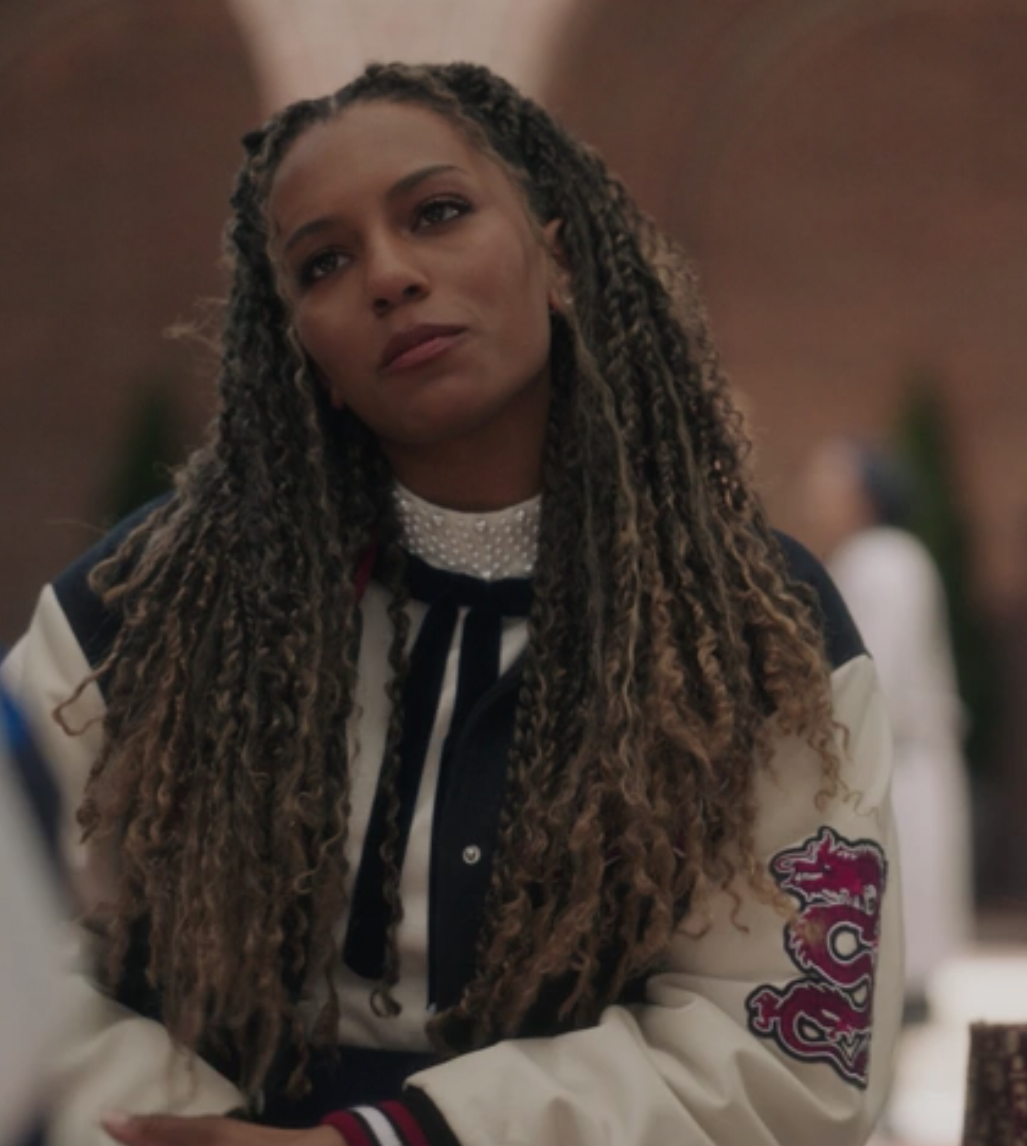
321, 1091, 459, 1146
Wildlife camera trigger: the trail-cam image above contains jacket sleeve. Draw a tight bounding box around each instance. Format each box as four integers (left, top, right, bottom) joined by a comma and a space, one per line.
0, 682, 66, 1146
1, 586, 244, 1146
347, 650, 902, 1146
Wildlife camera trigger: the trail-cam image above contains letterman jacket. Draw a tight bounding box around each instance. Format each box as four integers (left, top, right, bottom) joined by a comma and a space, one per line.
1, 498, 903, 1146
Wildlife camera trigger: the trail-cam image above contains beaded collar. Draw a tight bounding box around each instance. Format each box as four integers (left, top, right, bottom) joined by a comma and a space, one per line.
392, 482, 540, 582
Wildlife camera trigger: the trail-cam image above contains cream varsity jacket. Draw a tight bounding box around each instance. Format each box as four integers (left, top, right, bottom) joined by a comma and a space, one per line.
1, 504, 902, 1146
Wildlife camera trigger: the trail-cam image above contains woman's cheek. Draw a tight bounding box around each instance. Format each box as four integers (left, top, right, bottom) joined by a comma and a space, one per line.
296, 312, 337, 375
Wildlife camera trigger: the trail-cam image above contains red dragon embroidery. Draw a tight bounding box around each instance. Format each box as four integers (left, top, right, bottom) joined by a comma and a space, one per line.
746, 826, 887, 1087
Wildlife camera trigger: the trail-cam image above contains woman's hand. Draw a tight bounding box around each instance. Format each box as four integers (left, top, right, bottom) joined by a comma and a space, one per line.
100, 1113, 347, 1146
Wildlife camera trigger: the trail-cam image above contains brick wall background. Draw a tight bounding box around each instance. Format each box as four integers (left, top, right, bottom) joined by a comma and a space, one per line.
0, 0, 261, 639
547, 0, 1027, 605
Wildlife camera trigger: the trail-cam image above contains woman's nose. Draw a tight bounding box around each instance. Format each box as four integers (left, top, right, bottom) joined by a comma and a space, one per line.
366, 238, 429, 314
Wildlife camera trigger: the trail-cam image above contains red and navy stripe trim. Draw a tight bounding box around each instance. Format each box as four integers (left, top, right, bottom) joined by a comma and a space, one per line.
321, 1091, 459, 1146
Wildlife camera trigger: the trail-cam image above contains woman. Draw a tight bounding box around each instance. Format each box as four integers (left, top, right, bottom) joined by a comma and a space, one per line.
2, 63, 900, 1146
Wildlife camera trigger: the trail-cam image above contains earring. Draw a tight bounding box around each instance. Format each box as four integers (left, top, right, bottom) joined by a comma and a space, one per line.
549, 290, 572, 317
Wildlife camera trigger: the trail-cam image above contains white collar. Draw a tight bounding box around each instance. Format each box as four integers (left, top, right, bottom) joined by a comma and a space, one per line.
392, 482, 540, 581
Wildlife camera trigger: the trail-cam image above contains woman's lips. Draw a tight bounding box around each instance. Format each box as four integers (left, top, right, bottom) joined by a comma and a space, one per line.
380, 325, 466, 372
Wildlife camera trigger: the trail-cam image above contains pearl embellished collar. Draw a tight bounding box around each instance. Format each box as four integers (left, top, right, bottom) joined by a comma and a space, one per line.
392, 482, 540, 581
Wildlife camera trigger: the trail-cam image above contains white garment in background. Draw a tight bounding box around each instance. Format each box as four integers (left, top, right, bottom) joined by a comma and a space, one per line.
830, 526, 973, 997
0, 713, 64, 1146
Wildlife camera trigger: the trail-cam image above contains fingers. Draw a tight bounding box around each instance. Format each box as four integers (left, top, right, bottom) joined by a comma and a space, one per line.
99, 1113, 245, 1146
97, 1112, 347, 1146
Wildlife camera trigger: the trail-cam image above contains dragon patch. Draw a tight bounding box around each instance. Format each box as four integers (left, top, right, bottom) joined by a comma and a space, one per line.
746, 826, 888, 1087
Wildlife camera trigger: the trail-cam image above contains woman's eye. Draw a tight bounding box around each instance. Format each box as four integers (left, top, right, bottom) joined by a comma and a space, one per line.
416, 197, 470, 229
299, 249, 349, 286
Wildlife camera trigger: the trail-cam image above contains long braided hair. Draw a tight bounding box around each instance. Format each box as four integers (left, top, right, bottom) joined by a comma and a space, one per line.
62, 62, 840, 1097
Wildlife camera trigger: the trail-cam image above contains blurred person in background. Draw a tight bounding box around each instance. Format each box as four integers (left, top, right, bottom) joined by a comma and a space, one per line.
3, 63, 901, 1146
802, 438, 973, 1022
0, 678, 64, 1146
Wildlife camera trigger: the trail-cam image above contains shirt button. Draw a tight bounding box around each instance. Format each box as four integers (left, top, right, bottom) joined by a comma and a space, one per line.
462, 845, 482, 865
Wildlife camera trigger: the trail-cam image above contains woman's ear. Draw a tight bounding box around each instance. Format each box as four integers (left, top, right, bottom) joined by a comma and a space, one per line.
542, 218, 572, 314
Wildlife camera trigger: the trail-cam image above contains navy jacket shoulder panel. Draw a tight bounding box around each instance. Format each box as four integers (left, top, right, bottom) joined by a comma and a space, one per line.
773, 530, 866, 671
51, 495, 172, 674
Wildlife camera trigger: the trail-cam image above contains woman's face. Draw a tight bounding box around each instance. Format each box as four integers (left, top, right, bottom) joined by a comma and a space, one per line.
800, 441, 875, 556
269, 100, 562, 468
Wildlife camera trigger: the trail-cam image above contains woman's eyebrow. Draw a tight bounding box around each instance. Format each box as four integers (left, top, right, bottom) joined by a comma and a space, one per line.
387, 162, 466, 200
282, 164, 467, 256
